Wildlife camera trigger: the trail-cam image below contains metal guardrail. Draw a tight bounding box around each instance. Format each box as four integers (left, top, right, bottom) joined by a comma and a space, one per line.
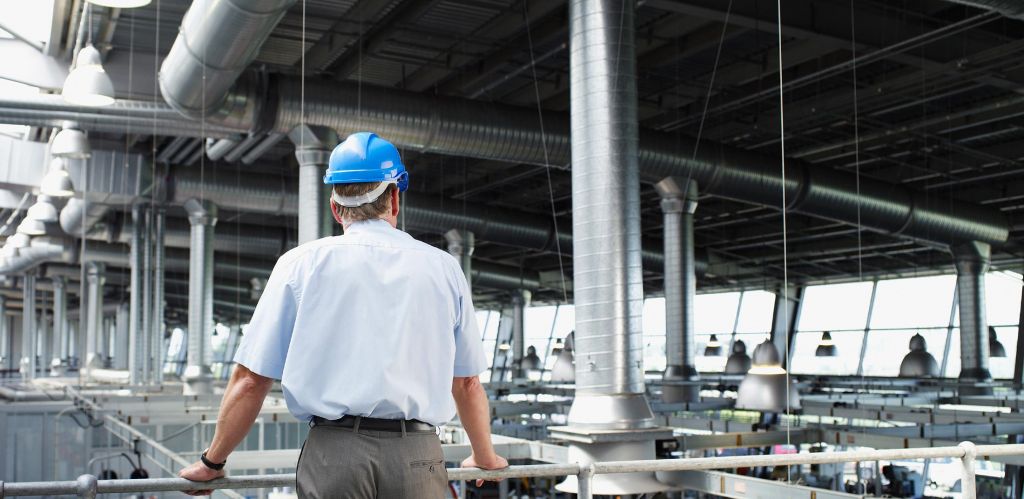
2, 441, 1022, 498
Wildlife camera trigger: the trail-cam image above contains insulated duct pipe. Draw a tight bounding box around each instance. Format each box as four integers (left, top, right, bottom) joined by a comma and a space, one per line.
158, 0, 296, 123
141, 205, 154, 385
566, 0, 654, 429
656, 177, 699, 403
445, 229, 475, 291
84, 262, 104, 371
941, 0, 1024, 19
50, 276, 66, 376
0, 296, 6, 369
0, 238, 75, 275
290, 125, 337, 244
20, 271, 36, 381
182, 199, 217, 395
151, 209, 166, 384
510, 289, 530, 379
955, 241, 993, 393
59, 198, 110, 237
128, 204, 147, 385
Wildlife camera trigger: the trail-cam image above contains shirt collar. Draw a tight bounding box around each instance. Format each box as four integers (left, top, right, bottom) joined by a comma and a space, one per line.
343, 219, 398, 236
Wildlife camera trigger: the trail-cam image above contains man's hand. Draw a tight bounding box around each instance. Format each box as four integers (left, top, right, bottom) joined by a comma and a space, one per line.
461, 453, 509, 487
178, 461, 225, 496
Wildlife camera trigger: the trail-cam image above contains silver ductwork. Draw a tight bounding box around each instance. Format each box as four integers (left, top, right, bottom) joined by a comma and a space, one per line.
128, 203, 146, 385
656, 177, 699, 403
954, 241, 993, 393
159, 0, 296, 123
59, 198, 110, 239
942, 0, 1024, 19
20, 271, 36, 380
445, 229, 475, 290
510, 289, 530, 379
0, 238, 76, 275
290, 125, 337, 244
49, 276, 67, 376
565, 0, 654, 429
151, 209, 166, 384
182, 199, 217, 395
84, 262, 104, 371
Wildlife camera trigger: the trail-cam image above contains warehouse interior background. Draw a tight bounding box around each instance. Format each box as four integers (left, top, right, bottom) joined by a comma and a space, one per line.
3, 0, 1024, 497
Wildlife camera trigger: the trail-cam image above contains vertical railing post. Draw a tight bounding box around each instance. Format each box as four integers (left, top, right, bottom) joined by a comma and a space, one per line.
577, 464, 595, 499
75, 474, 98, 499
959, 441, 977, 499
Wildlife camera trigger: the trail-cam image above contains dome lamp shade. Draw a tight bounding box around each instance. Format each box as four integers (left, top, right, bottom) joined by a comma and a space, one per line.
724, 339, 752, 374
41, 158, 75, 197
990, 327, 1007, 358
735, 340, 801, 411
27, 195, 59, 223
815, 331, 838, 357
51, 125, 92, 159
62, 44, 115, 107
704, 334, 723, 356
898, 333, 939, 377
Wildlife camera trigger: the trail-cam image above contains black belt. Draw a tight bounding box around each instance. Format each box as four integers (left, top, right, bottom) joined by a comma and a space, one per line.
311, 415, 435, 433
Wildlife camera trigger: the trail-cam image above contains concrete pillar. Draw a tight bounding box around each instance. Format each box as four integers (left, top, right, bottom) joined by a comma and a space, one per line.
954, 241, 993, 394
510, 289, 531, 379
84, 262, 104, 372
656, 177, 700, 403
445, 229, 475, 291
182, 199, 217, 395
20, 272, 36, 381
50, 277, 66, 376
290, 125, 338, 244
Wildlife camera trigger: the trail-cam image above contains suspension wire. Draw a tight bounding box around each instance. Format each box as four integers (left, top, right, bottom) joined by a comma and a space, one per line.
851, 0, 862, 283
688, 0, 733, 165
775, 0, 793, 470
522, 1, 567, 304
300, 0, 305, 155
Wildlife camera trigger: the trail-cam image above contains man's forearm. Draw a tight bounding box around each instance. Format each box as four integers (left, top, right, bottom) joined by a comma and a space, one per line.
453, 377, 497, 459
205, 365, 273, 463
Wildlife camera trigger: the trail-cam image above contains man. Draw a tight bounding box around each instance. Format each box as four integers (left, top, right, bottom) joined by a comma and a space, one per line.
179, 132, 508, 498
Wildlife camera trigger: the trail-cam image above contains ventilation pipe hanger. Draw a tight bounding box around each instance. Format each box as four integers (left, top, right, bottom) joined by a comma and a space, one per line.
953, 241, 994, 395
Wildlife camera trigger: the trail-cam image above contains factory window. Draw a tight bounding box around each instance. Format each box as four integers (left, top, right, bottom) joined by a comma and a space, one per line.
643, 297, 667, 372
798, 281, 874, 332
524, 304, 575, 381
735, 290, 775, 334
476, 310, 500, 380
862, 328, 949, 377
789, 330, 865, 375
870, 275, 956, 329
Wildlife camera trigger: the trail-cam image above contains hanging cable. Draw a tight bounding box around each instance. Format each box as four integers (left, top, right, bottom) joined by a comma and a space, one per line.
522, 1, 567, 304
775, 0, 793, 475
851, 0, 863, 283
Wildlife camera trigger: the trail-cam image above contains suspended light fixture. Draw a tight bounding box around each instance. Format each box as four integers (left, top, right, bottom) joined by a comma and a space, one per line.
497, 342, 511, 351
724, 339, 752, 375
551, 338, 565, 355
898, 333, 939, 377
17, 217, 46, 236
989, 327, 1007, 358
27, 195, 58, 223
550, 332, 575, 383
51, 123, 92, 159
704, 334, 723, 356
8, 233, 30, 249
735, 340, 801, 411
40, 158, 75, 197
815, 331, 838, 357
63, 44, 115, 106
86, 0, 152, 7
521, 345, 543, 381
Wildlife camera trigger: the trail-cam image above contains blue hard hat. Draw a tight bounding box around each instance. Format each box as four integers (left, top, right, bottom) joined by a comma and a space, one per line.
324, 132, 408, 192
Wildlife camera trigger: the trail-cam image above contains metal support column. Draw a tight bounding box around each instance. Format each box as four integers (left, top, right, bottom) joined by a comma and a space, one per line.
290, 125, 338, 244
151, 208, 166, 384
21, 271, 36, 381
50, 277, 66, 376
656, 177, 699, 403
114, 302, 130, 370
182, 199, 217, 395
954, 241, 993, 394
128, 203, 147, 384
444, 229, 475, 291
510, 289, 530, 379
84, 263, 104, 373
1014, 283, 1024, 389
0, 296, 6, 370
141, 205, 154, 383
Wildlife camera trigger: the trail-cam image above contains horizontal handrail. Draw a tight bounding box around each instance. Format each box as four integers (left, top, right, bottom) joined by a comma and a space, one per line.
2, 441, 1020, 498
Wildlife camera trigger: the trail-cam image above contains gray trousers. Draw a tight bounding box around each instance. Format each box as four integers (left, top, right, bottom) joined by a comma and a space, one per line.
296, 423, 448, 499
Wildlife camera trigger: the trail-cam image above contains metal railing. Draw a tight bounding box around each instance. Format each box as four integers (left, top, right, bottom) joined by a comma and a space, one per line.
2, 441, 1021, 498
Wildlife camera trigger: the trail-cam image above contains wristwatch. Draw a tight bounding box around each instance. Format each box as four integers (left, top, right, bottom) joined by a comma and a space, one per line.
200, 449, 227, 471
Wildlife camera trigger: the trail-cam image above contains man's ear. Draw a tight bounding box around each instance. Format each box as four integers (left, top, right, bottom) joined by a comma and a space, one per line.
390, 187, 401, 218
330, 197, 344, 225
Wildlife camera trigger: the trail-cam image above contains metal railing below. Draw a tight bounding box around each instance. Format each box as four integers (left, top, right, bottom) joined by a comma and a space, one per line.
2, 441, 1021, 499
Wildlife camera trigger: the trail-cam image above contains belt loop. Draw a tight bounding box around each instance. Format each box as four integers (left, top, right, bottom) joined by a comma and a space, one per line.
353, 416, 362, 433
401, 420, 407, 437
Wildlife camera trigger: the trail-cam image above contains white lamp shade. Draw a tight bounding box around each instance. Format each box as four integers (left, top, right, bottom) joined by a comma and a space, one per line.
63, 45, 115, 107
86, 0, 152, 6
51, 127, 92, 159
1, 245, 18, 258
27, 195, 58, 223
41, 162, 75, 197
17, 217, 46, 236
9, 233, 30, 248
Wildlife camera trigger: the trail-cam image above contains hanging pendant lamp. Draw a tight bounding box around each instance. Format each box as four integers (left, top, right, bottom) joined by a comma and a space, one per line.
63, 44, 115, 106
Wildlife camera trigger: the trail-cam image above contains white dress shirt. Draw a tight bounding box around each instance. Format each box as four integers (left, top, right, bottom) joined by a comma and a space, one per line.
233, 219, 487, 426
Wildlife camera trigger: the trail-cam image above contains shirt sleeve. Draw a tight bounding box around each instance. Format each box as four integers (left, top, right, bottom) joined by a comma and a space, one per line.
233, 258, 298, 380
452, 262, 487, 377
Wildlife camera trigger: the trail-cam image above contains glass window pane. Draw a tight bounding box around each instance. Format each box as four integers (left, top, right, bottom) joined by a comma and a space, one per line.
643, 297, 666, 335
544, 305, 575, 370
735, 290, 775, 333
861, 329, 947, 377
790, 330, 864, 375
798, 281, 874, 331
525, 306, 557, 355
695, 292, 741, 334
644, 335, 666, 372
871, 276, 956, 329
480, 310, 500, 341
987, 272, 1022, 326
945, 329, 960, 378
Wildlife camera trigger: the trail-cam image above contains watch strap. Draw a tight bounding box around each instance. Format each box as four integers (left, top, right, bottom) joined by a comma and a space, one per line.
201, 450, 226, 471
